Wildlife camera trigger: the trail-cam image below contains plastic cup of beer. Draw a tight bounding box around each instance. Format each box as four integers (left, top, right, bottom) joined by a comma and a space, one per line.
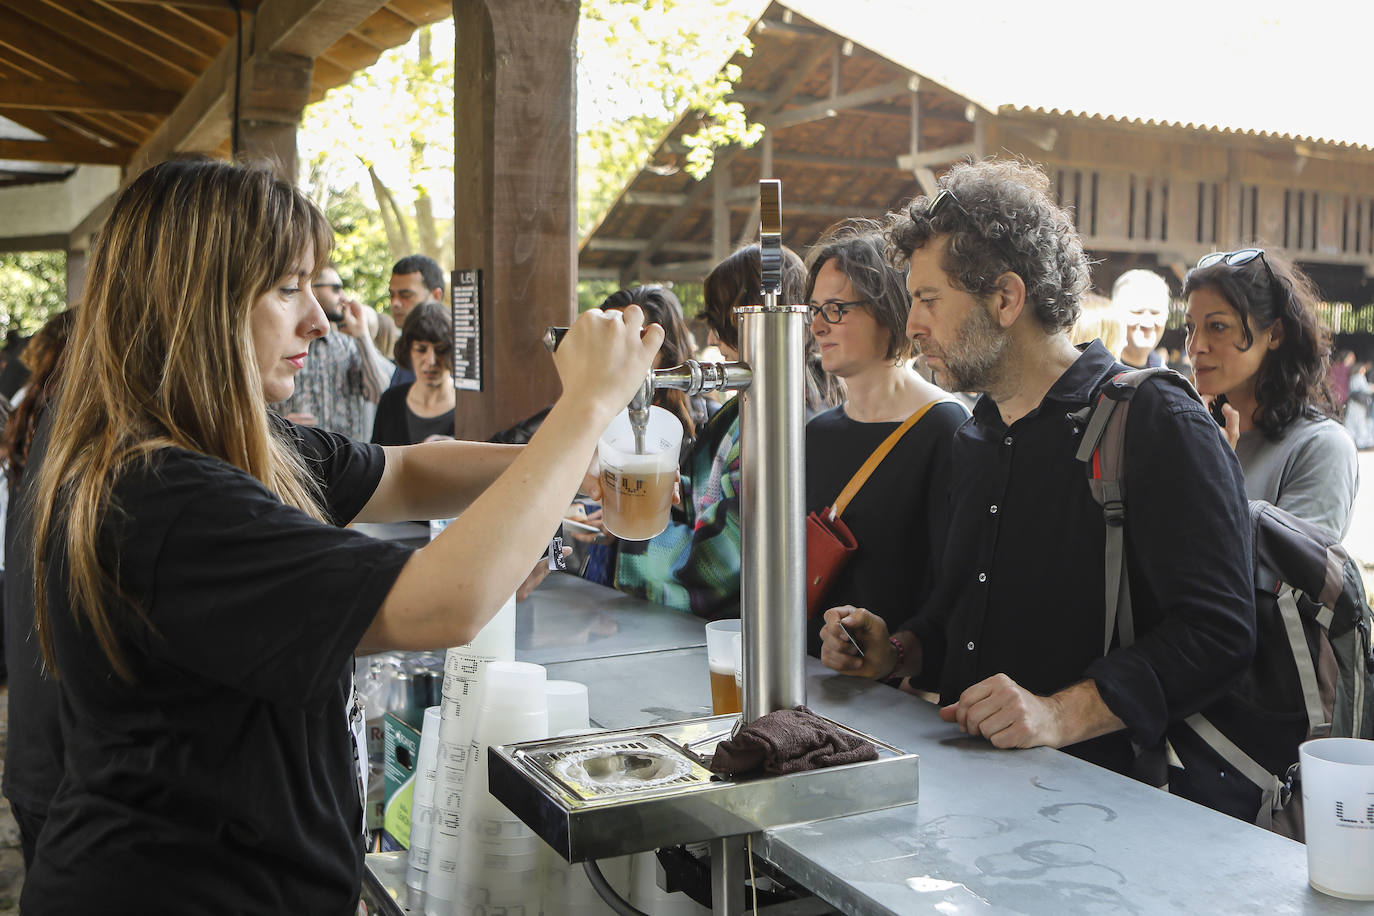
705, 620, 742, 715
1300, 737, 1374, 900
597, 406, 683, 541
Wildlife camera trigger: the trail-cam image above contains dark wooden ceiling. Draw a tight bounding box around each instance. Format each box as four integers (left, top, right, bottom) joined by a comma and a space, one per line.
0, 0, 449, 182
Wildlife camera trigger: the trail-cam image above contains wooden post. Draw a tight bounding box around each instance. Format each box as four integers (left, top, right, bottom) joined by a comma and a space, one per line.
238, 51, 313, 183
65, 248, 88, 305
452, 0, 578, 440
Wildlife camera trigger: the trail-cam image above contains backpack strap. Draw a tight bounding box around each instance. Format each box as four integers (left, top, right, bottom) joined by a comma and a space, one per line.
1183, 712, 1286, 828
1074, 367, 1194, 654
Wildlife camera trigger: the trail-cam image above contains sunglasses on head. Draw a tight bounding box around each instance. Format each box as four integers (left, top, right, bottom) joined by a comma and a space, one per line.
927, 188, 972, 223
1196, 248, 1282, 294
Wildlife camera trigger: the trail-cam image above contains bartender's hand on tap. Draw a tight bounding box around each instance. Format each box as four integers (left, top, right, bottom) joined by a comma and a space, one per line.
820, 606, 901, 679
553, 304, 664, 419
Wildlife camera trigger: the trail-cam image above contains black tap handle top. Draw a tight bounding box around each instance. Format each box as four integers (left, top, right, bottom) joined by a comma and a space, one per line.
759, 179, 782, 298
543, 326, 570, 353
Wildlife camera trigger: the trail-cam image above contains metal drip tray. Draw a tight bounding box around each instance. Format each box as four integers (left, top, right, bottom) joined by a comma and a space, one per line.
488, 713, 919, 863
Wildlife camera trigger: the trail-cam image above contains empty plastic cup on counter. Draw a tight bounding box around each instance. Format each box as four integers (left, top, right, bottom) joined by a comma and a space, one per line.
546, 680, 591, 735
597, 406, 682, 541
1300, 737, 1374, 900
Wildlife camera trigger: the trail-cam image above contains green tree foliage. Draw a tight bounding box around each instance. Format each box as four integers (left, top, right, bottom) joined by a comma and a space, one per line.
577, 0, 763, 236
300, 22, 455, 294
0, 250, 66, 336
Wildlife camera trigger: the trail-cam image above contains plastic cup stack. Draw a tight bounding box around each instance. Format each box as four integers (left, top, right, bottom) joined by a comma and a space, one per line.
423, 593, 517, 916
403, 705, 442, 910
453, 661, 549, 916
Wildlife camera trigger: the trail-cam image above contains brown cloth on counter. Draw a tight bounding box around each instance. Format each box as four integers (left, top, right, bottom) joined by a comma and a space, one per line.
708, 706, 878, 775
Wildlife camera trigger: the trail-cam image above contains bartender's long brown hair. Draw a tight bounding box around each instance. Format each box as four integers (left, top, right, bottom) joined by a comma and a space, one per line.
29, 158, 332, 680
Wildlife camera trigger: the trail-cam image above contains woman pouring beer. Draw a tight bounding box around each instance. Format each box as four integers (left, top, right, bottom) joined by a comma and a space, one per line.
15, 158, 661, 913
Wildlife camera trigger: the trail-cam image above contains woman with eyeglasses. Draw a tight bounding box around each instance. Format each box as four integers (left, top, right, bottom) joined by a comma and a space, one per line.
803, 221, 969, 660
1183, 247, 1357, 540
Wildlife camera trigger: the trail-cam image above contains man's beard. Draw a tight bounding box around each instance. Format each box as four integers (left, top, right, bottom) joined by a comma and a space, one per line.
920, 303, 1009, 393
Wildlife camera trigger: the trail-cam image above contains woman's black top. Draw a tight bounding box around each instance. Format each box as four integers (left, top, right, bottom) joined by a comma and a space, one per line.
372, 383, 455, 445
804, 401, 968, 656
19, 419, 414, 914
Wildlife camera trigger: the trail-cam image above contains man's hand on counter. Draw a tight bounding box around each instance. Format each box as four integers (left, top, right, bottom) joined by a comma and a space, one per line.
939, 676, 1124, 750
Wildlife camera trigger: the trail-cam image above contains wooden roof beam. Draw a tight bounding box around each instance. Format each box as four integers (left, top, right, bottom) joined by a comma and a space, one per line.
107, 0, 262, 7
126, 0, 391, 180
630, 45, 824, 273
0, 79, 180, 115
759, 76, 919, 130
0, 138, 131, 165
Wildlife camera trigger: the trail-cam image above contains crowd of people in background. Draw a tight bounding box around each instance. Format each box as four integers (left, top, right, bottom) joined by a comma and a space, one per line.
1, 153, 1372, 907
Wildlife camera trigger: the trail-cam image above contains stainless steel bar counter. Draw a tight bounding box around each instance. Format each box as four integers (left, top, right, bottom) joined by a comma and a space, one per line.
544, 646, 1363, 915
365, 573, 1359, 914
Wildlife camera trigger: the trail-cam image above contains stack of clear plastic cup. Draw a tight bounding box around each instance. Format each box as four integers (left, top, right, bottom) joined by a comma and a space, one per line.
423, 593, 517, 916
453, 661, 549, 916
403, 705, 442, 910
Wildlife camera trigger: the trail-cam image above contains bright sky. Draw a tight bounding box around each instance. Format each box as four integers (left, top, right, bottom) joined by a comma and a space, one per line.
770, 0, 1374, 147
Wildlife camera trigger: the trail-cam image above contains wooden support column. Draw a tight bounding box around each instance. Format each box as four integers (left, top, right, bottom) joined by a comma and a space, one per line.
452, 0, 578, 440
65, 248, 88, 305
238, 51, 313, 182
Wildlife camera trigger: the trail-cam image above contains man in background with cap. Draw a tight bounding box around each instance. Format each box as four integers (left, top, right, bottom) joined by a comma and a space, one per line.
1113, 269, 1172, 369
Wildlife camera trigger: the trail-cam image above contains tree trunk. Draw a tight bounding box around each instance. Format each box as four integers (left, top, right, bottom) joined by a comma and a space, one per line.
367, 162, 413, 259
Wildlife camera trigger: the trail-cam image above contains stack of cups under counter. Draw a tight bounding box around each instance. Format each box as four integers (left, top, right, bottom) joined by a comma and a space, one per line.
451, 661, 549, 916
402, 706, 443, 909
422, 594, 517, 916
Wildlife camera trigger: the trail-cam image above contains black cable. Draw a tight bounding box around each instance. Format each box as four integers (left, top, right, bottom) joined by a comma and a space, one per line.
582, 860, 650, 916
229, 0, 242, 160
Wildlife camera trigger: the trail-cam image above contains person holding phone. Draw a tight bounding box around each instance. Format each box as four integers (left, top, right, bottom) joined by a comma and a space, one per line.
1183, 247, 1358, 540
270, 263, 394, 440
13, 157, 661, 913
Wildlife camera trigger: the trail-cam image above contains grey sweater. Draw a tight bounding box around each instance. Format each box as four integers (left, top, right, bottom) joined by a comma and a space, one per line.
1233, 415, 1358, 541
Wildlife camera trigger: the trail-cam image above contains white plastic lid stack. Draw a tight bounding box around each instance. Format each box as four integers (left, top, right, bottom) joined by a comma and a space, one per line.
545, 680, 590, 735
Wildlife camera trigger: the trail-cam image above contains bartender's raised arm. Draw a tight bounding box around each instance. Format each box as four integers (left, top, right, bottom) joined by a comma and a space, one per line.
359, 306, 662, 652
352, 438, 526, 523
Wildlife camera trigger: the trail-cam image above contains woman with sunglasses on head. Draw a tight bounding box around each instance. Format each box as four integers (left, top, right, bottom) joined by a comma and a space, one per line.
803, 221, 969, 660
13, 158, 661, 914
1184, 247, 1357, 540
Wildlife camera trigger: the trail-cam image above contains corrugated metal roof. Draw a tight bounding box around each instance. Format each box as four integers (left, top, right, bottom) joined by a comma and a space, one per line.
779, 0, 1374, 150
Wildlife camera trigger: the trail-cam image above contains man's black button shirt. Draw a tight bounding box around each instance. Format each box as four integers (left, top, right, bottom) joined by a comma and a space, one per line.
906, 341, 1256, 774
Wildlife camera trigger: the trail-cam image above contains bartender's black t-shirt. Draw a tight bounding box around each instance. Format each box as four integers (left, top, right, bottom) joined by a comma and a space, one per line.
19, 420, 414, 915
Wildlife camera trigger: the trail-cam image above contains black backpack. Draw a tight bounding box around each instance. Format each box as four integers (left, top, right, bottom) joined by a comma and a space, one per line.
1076, 367, 1374, 834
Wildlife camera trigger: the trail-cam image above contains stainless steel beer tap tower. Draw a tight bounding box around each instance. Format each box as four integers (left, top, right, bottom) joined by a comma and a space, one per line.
491, 181, 919, 916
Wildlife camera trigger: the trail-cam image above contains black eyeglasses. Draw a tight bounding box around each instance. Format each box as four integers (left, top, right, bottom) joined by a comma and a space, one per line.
809, 299, 866, 324
312, 283, 343, 293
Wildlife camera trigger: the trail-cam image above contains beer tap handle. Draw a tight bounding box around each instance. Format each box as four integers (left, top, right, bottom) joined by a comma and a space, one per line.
759, 180, 783, 306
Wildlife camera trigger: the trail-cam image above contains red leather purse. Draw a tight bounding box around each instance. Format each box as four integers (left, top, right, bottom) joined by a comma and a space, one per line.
805, 399, 954, 617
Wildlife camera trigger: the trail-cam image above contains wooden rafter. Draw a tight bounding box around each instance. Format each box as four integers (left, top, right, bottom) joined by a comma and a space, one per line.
0, 79, 180, 115
0, 139, 130, 165
105, 0, 261, 8
26, 0, 203, 90
100, 1, 231, 60
0, 3, 144, 87
628, 42, 827, 274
